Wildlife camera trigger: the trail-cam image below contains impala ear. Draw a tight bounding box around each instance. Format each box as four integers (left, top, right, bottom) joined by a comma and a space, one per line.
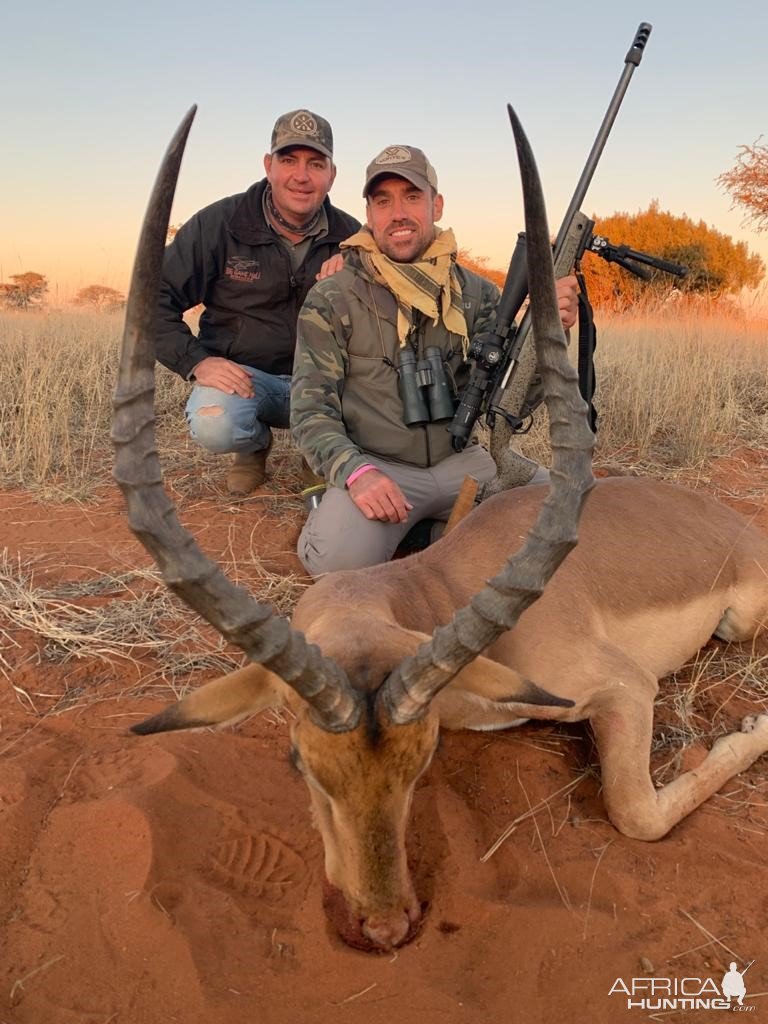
451, 659, 574, 708
505, 679, 575, 708
373, 631, 576, 719
432, 659, 574, 732
131, 664, 287, 735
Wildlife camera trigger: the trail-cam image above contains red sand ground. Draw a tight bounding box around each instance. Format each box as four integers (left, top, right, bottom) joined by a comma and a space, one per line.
1, 450, 767, 1024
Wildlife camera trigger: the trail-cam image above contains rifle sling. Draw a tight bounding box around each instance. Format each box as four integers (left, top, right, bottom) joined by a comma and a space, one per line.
576, 268, 598, 433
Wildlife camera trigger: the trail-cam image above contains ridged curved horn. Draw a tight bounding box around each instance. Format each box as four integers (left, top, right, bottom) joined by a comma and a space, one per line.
380, 106, 595, 725
112, 109, 361, 733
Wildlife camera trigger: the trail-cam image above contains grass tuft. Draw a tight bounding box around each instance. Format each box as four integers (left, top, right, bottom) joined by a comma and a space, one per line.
516, 308, 768, 473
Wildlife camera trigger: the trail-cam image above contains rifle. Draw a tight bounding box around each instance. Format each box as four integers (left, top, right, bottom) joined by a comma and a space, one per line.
450, 21, 687, 450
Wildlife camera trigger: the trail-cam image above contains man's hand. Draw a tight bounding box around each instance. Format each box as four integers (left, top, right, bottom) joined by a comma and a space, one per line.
316, 253, 345, 281
555, 275, 579, 330
191, 357, 254, 398
348, 469, 413, 523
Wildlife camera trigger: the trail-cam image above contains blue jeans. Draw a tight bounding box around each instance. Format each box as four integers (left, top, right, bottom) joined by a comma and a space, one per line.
185, 366, 291, 454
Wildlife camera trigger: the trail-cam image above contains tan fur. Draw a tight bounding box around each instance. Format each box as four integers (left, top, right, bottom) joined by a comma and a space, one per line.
136, 476, 768, 947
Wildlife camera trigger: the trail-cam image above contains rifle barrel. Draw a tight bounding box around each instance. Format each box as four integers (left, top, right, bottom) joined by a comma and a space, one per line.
553, 22, 652, 257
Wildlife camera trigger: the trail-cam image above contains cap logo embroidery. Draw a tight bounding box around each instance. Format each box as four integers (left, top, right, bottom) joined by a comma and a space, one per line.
374, 146, 412, 165
291, 111, 318, 135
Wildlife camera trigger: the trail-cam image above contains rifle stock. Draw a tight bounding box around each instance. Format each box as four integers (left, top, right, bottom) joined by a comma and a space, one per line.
489, 211, 593, 418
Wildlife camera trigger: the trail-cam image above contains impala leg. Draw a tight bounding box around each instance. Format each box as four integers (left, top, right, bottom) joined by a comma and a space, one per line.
591, 666, 768, 841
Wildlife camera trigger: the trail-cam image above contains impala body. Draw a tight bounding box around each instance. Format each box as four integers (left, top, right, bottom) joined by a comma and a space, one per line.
114, 107, 768, 952
135, 477, 768, 948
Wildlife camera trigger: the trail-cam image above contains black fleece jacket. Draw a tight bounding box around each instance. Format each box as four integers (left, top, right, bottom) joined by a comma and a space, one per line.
155, 178, 360, 379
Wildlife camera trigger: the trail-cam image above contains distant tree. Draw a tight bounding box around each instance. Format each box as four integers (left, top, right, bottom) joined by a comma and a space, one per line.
580, 201, 765, 310
74, 284, 126, 312
0, 272, 48, 309
717, 138, 768, 233
457, 248, 506, 289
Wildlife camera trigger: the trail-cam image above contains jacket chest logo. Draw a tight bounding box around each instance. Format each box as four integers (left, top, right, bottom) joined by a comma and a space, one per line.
225, 257, 262, 282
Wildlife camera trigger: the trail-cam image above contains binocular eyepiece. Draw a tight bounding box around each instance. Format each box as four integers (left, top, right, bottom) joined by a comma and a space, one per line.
396, 346, 455, 426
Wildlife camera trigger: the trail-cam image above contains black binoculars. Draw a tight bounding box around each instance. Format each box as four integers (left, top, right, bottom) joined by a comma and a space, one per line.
396, 346, 455, 426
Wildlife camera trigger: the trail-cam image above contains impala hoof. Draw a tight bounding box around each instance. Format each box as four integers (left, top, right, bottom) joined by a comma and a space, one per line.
740, 713, 768, 735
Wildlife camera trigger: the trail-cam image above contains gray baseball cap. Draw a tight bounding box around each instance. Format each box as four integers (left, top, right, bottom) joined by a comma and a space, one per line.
363, 145, 438, 197
270, 109, 333, 160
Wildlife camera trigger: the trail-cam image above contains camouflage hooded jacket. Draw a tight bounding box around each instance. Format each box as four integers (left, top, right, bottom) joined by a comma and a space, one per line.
291, 252, 499, 487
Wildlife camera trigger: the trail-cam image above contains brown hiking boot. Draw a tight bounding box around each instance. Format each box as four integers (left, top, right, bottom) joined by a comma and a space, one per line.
226, 442, 272, 495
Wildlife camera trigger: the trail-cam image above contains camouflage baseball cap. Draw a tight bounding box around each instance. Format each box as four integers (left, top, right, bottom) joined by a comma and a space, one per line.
270, 109, 333, 160
363, 145, 438, 197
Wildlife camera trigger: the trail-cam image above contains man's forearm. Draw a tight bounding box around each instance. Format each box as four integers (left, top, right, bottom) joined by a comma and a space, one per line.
290, 407, 370, 487
154, 320, 210, 379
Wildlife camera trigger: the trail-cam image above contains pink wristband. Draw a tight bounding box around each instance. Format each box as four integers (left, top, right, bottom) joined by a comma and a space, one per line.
346, 463, 376, 488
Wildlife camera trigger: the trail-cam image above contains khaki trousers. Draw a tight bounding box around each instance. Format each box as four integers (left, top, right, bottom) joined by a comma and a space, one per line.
297, 446, 496, 576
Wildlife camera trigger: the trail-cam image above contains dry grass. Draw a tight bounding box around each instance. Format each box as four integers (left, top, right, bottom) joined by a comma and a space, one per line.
0, 546, 309, 709
650, 642, 768, 775
0, 305, 766, 769
0, 308, 199, 496
1, 305, 766, 495
517, 307, 768, 473
0, 308, 313, 710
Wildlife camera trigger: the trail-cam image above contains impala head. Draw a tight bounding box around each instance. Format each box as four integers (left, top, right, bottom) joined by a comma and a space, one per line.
293, 694, 439, 949
114, 106, 594, 950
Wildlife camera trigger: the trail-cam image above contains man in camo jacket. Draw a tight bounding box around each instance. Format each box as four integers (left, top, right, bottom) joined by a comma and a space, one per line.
291, 145, 578, 575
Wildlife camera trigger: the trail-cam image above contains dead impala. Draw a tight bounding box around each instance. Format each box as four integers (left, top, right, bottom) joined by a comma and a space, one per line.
113, 108, 768, 952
